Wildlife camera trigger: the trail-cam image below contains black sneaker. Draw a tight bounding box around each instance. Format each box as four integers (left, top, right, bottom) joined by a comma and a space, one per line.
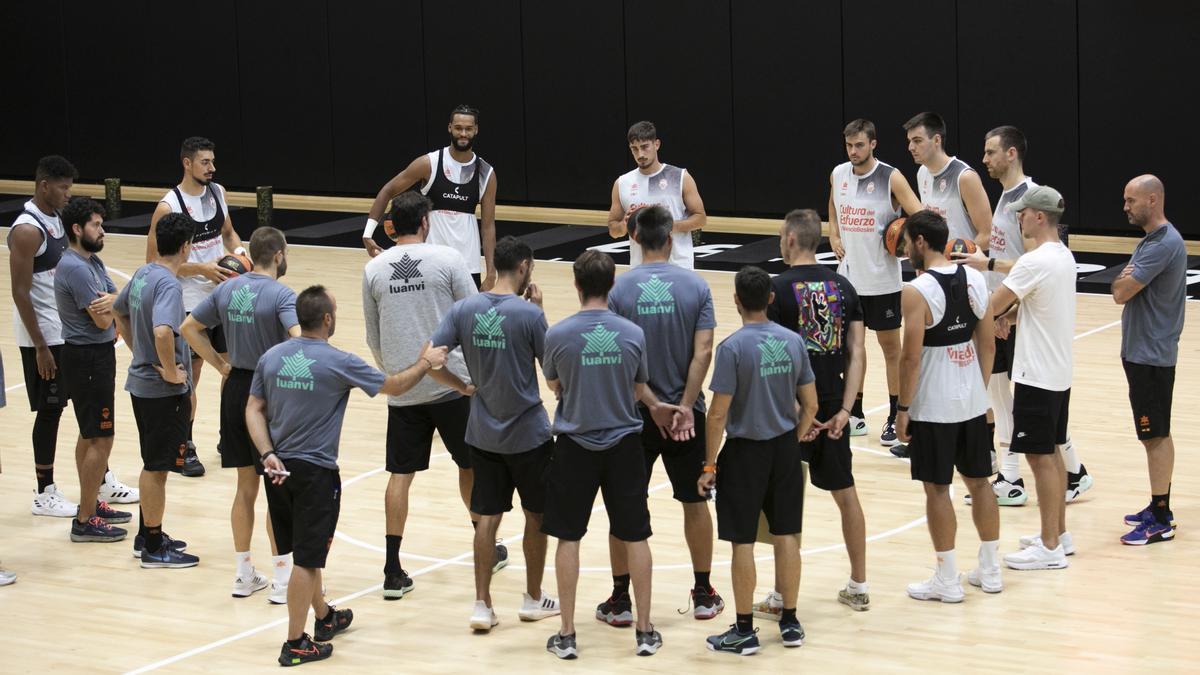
880, 419, 899, 447
596, 591, 633, 626
278, 633, 332, 667
546, 632, 578, 659
313, 605, 353, 641
1066, 463, 1094, 503
890, 443, 909, 458
780, 620, 805, 647
382, 570, 414, 600
133, 533, 188, 559
179, 441, 205, 477
706, 625, 760, 655
94, 500, 131, 524
492, 542, 509, 574
70, 516, 127, 542
141, 540, 200, 568
635, 626, 663, 656
688, 586, 725, 620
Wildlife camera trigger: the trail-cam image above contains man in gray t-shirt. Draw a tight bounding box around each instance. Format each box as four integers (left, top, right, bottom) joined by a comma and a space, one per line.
1112, 174, 1186, 544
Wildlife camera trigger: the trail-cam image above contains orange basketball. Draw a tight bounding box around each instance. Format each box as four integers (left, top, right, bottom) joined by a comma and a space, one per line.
383, 217, 396, 238
217, 253, 253, 276
945, 238, 978, 256
882, 217, 907, 257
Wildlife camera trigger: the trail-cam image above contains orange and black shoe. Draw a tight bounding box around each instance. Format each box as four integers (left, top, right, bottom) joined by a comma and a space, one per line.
313, 605, 354, 642
278, 633, 332, 667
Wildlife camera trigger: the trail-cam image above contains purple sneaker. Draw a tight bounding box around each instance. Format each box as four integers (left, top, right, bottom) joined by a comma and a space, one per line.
1120, 512, 1176, 546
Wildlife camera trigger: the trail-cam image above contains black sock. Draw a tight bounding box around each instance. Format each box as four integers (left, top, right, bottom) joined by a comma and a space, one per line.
851, 393, 865, 418
472, 520, 479, 530
145, 525, 164, 553
316, 607, 332, 622
188, 419, 194, 442
138, 509, 148, 538
287, 635, 307, 647
36, 467, 54, 493
32, 406, 63, 467
384, 534, 402, 574
781, 607, 798, 625
1152, 491, 1171, 524
888, 395, 898, 421
693, 571, 711, 591
736, 613, 753, 633
612, 573, 631, 597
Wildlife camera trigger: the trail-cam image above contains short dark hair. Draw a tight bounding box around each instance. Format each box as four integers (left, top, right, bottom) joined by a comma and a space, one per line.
632, 205, 672, 252
155, 212, 196, 256
843, 118, 877, 142
61, 196, 105, 243
627, 120, 657, 144
903, 209, 949, 253
735, 266, 772, 312
903, 112, 947, 145
783, 208, 822, 252
35, 155, 78, 183
986, 125, 1027, 164
390, 192, 432, 236
450, 104, 479, 124
573, 250, 615, 300
296, 285, 334, 331
180, 136, 215, 161
493, 235, 534, 274
249, 226, 287, 268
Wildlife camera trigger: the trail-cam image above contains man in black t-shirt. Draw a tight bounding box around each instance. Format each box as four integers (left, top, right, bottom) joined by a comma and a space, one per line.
765, 209, 870, 612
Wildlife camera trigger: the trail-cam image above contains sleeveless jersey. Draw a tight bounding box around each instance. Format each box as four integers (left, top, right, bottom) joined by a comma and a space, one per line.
160, 182, 229, 311
918, 157, 978, 243
908, 264, 989, 423
8, 201, 67, 347
831, 160, 902, 295
987, 177, 1036, 290
616, 163, 693, 269
419, 147, 494, 275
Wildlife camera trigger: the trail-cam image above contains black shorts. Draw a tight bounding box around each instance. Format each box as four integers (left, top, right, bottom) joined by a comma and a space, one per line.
219, 368, 260, 471
859, 291, 902, 331
185, 314, 226, 360
264, 459, 341, 569
908, 414, 994, 485
61, 342, 116, 438
1123, 360, 1175, 441
802, 400, 854, 491
19, 345, 67, 411
470, 273, 482, 290
992, 325, 1016, 376
541, 433, 652, 542
640, 406, 707, 503
470, 441, 553, 516
1010, 384, 1070, 454
386, 396, 472, 473
715, 431, 806, 544
130, 393, 191, 472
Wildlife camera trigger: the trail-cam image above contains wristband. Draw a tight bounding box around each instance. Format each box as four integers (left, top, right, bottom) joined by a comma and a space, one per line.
841, 407, 852, 416
362, 218, 379, 239
233, 246, 247, 256
260, 450, 277, 462
702, 464, 717, 474
896, 404, 910, 413
987, 258, 996, 271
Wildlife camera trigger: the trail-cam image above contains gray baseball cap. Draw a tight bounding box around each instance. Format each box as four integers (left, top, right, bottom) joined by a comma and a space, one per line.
1008, 184, 1065, 215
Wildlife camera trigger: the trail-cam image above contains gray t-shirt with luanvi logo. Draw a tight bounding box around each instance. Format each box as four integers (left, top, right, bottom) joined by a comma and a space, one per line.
190, 272, 298, 370
543, 309, 647, 451
114, 262, 192, 399
710, 321, 815, 441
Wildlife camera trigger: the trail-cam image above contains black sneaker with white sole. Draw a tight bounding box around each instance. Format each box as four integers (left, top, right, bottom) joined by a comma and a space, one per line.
70, 516, 127, 542
278, 633, 332, 667
780, 620, 805, 647
492, 543, 508, 574
132, 533, 187, 558
706, 625, 760, 655
382, 570, 414, 600
546, 632, 578, 659
596, 592, 633, 626
880, 420, 899, 446
635, 627, 663, 656
313, 605, 353, 641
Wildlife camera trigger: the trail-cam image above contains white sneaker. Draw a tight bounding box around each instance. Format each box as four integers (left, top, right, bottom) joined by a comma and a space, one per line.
519, 590, 560, 621
848, 416, 868, 437
232, 568, 270, 598
964, 476, 1027, 507
269, 581, 288, 605
907, 574, 964, 603
470, 600, 499, 631
0, 566, 15, 586
31, 484, 77, 517
1004, 543, 1069, 570
967, 566, 1003, 593
99, 470, 140, 504
1017, 531, 1076, 556
752, 590, 783, 620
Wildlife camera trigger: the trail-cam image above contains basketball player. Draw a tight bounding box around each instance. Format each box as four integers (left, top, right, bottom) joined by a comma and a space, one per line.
183, 227, 301, 599
607, 121, 706, 269
55, 197, 132, 543
986, 186, 1076, 570
698, 265, 818, 654
114, 213, 201, 568
827, 119, 922, 443
430, 236, 561, 631
541, 250, 683, 659
148, 136, 246, 477
904, 112, 992, 250
0, 353, 12, 584
604, 205, 721, 622
769, 208, 870, 610
363, 192, 498, 600
248, 285, 449, 666
1113, 175, 1185, 545
894, 210, 1001, 601
362, 105, 497, 290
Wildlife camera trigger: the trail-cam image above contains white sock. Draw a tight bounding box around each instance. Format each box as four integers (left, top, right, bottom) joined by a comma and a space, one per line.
1060, 435, 1082, 474
979, 540, 1000, 569
936, 549, 957, 581
235, 551, 253, 579
987, 373, 1020, 481
272, 554, 292, 584
1000, 444, 1020, 483
847, 578, 868, 594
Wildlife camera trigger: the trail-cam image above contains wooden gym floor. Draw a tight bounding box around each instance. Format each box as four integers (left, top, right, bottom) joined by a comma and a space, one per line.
1, 228, 1196, 674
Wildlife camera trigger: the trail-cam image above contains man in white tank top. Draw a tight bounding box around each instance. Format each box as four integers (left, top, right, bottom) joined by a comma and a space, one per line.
827, 119, 922, 446
607, 121, 707, 269
362, 105, 498, 291
904, 112, 992, 250
148, 136, 244, 478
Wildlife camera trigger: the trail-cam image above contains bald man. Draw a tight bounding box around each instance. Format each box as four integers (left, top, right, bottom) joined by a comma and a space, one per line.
1112, 175, 1185, 546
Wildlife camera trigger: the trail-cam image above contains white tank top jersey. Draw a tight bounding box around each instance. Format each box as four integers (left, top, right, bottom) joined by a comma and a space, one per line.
617, 163, 694, 269
907, 265, 990, 423
160, 183, 231, 311
9, 201, 65, 347
986, 177, 1036, 290
831, 160, 902, 296
419, 147, 494, 275
918, 157, 978, 243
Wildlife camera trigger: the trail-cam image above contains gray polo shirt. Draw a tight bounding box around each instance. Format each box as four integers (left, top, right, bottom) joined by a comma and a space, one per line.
1121, 223, 1187, 367
710, 321, 814, 441
54, 249, 117, 345
190, 272, 299, 370
114, 263, 192, 398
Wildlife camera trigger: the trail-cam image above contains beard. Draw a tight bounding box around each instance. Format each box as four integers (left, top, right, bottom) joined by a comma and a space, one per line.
909, 247, 925, 270
327, 316, 336, 339
81, 234, 104, 253
453, 136, 473, 152
276, 257, 288, 278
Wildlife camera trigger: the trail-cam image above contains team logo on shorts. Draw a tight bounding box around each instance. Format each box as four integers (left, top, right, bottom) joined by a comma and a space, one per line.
127, 274, 148, 312
635, 275, 675, 315
276, 349, 317, 392
389, 254, 425, 293
472, 307, 507, 349
1139, 415, 1151, 431
580, 324, 622, 366
100, 407, 113, 430
757, 336, 793, 377
227, 286, 258, 324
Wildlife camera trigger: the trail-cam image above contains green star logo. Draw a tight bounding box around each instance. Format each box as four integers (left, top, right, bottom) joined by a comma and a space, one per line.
580, 323, 622, 366
275, 348, 317, 391
635, 274, 675, 315
128, 274, 147, 311
757, 336, 793, 377
227, 286, 258, 324
471, 307, 507, 349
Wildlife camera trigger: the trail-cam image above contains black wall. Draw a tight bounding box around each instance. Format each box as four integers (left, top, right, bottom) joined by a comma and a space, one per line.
0, 1, 1191, 235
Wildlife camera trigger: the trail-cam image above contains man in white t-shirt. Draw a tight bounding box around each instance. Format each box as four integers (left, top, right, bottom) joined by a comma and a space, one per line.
607, 121, 707, 269
362, 105, 498, 291
987, 185, 1076, 571
148, 137, 244, 478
